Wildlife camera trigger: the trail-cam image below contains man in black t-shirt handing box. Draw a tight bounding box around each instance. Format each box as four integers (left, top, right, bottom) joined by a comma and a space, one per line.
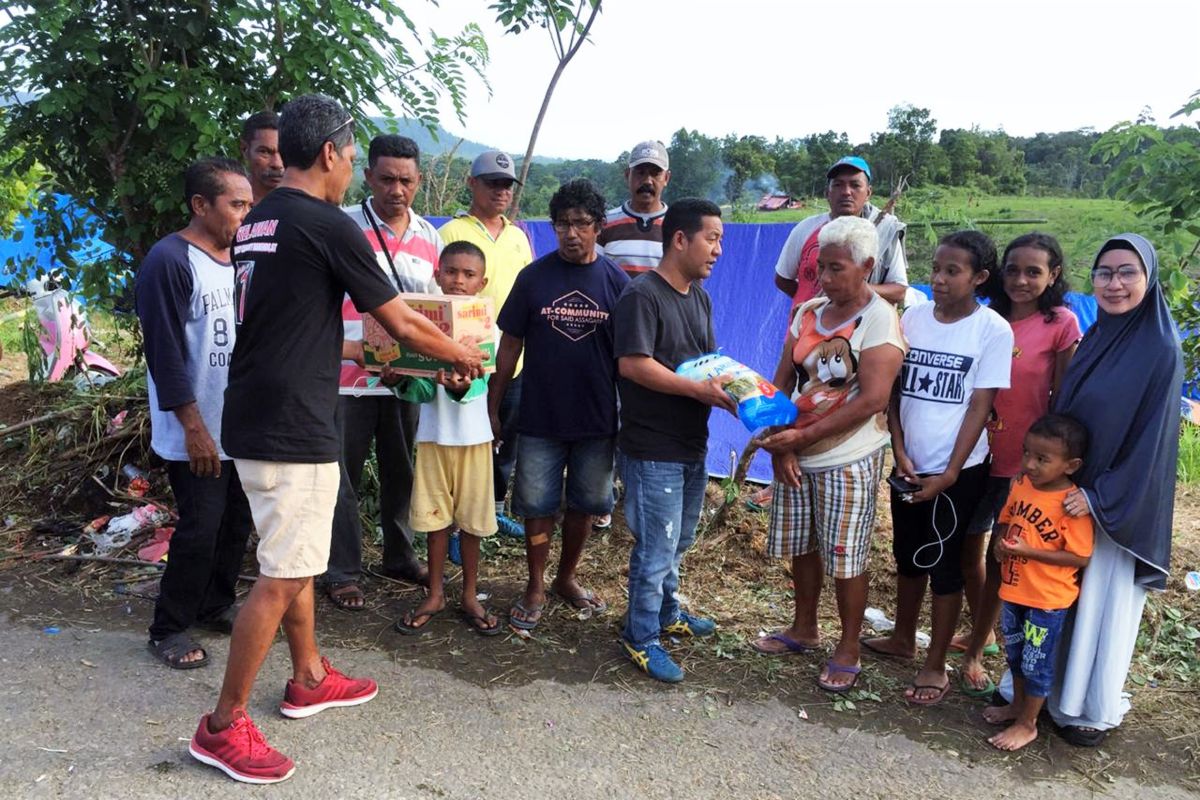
361, 293, 496, 377
189, 94, 483, 786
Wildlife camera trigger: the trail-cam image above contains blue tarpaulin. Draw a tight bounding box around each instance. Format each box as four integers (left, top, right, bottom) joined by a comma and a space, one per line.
468, 219, 1104, 482
0, 209, 1118, 481
0, 195, 112, 289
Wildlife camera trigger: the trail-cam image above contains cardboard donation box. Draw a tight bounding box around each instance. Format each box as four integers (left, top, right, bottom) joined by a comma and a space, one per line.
362, 293, 496, 377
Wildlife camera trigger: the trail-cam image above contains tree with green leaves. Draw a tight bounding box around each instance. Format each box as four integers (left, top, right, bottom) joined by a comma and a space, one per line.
0, 1, 487, 305
1093, 90, 1200, 381
664, 128, 723, 203
492, 0, 602, 218
720, 134, 774, 205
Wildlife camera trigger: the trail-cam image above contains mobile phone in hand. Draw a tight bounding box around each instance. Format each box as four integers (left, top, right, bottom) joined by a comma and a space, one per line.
887, 474, 922, 495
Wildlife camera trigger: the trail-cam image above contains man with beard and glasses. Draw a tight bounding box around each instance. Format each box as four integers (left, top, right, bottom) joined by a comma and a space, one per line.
238, 111, 284, 204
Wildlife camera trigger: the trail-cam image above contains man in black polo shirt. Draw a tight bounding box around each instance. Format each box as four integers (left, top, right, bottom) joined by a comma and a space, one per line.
187, 94, 482, 784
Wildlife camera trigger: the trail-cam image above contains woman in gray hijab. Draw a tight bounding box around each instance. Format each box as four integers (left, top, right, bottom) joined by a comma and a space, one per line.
1006, 233, 1183, 746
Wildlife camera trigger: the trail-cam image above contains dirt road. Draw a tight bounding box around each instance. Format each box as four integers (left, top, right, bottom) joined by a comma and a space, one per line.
0, 616, 1194, 800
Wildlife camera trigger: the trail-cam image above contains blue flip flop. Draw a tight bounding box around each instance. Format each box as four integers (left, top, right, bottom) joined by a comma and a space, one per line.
508, 599, 544, 631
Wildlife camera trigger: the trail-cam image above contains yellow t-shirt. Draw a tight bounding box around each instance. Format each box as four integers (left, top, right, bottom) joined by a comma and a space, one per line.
439, 214, 533, 375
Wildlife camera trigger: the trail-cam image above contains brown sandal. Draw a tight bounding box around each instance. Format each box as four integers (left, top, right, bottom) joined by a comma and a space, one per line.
325, 581, 366, 612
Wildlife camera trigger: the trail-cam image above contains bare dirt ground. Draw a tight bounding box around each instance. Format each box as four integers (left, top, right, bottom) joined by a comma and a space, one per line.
1, 339, 1198, 795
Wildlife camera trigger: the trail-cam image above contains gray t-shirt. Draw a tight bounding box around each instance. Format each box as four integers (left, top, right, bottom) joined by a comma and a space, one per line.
613, 271, 716, 463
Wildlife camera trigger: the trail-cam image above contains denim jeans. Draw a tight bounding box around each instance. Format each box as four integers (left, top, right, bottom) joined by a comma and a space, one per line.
619, 453, 707, 647
1001, 601, 1069, 698
512, 435, 616, 518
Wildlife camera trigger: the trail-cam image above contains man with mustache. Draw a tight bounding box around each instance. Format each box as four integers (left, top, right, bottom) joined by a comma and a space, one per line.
594, 140, 673, 530
324, 135, 442, 609
440, 150, 534, 542
598, 140, 672, 280
238, 111, 284, 204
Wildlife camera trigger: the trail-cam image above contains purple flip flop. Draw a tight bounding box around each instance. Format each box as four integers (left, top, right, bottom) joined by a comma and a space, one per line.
750, 632, 820, 656
817, 661, 862, 694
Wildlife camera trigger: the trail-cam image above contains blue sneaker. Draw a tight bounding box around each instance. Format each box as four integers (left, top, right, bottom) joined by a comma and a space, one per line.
623, 640, 684, 683
662, 612, 717, 638
447, 532, 462, 566
496, 512, 525, 539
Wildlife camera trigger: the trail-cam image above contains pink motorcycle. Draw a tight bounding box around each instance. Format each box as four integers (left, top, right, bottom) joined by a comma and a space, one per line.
22, 273, 121, 388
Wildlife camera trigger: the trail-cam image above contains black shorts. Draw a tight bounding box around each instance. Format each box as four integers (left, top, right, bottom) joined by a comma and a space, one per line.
890, 461, 990, 595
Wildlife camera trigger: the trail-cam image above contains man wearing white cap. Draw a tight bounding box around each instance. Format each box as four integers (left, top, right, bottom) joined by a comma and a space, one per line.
597, 140, 672, 279
440, 150, 534, 540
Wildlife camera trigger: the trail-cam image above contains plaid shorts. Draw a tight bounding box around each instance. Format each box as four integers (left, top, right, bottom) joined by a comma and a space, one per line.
767, 447, 885, 579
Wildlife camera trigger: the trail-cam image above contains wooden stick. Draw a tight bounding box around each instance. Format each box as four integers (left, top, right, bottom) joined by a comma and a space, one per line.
0, 407, 82, 437
707, 437, 764, 534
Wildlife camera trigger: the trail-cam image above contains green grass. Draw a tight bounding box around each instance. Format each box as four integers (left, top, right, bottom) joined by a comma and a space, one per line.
749, 188, 1193, 287
1179, 422, 1200, 485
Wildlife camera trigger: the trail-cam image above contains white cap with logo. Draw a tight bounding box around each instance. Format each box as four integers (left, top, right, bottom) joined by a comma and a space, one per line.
628, 140, 669, 170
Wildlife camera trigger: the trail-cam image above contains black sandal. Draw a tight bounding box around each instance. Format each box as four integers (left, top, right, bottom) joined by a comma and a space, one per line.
148, 632, 208, 670
462, 609, 504, 637
1057, 724, 1108, 747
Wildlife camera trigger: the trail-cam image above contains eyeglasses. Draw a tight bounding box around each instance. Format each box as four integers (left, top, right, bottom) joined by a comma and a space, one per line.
482, 178, 515, 191
323, 116, 354, 144
1090, 266, 1142, 287
552, 217, 596, 233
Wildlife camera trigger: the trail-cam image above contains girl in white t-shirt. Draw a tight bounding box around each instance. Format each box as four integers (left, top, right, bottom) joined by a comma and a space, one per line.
861, 230, 1013, 707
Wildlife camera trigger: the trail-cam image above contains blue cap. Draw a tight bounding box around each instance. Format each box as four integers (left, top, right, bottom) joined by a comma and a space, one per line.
826, 156, 871, 182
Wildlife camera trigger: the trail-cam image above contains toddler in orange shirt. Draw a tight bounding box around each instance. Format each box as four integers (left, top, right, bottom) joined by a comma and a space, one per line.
983, 413, 1093, 751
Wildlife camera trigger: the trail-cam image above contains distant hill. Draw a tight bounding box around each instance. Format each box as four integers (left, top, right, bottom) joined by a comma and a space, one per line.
369, 117, 562, 164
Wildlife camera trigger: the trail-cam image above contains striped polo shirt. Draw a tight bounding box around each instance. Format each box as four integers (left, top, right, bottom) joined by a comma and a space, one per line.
597, 201, 667, 277
339, 200, 442, 396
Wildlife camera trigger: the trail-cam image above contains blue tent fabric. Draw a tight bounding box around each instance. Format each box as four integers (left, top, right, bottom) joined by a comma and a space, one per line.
0, 195, 112, 288
430, 218, 1114, 481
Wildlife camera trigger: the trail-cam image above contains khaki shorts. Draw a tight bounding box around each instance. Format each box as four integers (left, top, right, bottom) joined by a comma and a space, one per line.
235, 459, 340, 579
410, 442, 496, 536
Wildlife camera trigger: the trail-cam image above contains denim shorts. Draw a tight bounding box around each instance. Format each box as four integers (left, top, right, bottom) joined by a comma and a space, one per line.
512, 435, 616, 518
1000, 601, 1069, 698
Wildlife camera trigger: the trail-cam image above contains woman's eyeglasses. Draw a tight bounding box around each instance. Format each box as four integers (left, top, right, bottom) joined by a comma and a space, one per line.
1090, 266, 1142, 287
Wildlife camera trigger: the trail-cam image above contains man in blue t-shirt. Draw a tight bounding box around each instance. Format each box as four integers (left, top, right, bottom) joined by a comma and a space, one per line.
490, 179, 629, 632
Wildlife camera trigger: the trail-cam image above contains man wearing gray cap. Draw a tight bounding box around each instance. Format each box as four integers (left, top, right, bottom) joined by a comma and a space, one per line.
597, 140, 672, 279
440, 150, 534, 540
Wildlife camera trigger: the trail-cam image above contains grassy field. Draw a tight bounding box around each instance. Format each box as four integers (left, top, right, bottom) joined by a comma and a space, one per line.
749, 188, 1194, 287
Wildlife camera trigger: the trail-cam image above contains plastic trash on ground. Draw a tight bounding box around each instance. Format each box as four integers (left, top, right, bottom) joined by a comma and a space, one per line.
864, 607, 895, 632
87, 504, 171, 555
675, 353, 797, 431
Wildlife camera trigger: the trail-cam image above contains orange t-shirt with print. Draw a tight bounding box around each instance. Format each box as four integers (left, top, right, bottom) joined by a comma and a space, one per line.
997, 475, 1095, 610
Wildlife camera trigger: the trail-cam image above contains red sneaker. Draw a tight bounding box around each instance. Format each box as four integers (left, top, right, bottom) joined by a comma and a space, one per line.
279, 656, 378, 719
189, 709, 295, 784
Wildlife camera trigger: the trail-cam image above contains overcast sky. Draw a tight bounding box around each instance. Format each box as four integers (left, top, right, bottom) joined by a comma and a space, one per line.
398, 0, 1198, 161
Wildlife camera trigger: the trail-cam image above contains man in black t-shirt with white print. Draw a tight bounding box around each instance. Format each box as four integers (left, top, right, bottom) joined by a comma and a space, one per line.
187, 94, 483, 785
613, 198, 736, 683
